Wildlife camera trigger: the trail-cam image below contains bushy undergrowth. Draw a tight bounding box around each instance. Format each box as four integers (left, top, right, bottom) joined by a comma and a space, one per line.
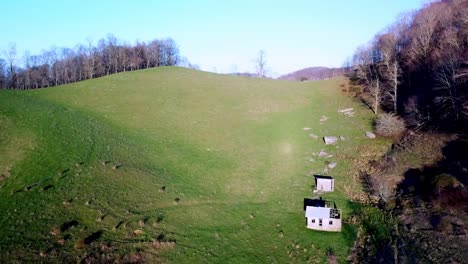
375, 113, 406, 137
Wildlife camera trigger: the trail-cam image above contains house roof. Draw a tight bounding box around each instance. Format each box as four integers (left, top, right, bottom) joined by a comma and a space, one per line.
304, 198, 326, 210
304, 198, 337, 210
305, 206, 331, 218
314, 175, 333, 180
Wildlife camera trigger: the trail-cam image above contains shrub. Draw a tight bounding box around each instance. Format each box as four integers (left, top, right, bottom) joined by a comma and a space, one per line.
349, 85, 361, 93
375, 113, 406, 137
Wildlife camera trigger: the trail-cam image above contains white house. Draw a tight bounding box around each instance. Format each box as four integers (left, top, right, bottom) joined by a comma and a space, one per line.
304, 198, 341, 232
314, 175, 334, 192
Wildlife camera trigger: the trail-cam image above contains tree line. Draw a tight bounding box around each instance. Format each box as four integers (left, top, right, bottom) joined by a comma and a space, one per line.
350, 0, 468, 130
0, 34, 180, 90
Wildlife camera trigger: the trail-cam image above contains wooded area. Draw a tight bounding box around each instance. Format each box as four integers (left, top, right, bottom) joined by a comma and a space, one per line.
0, 34, 180, 89
350, 0, 468, 130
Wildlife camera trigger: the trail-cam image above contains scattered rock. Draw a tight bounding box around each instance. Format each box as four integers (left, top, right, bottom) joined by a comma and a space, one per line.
340, 135, 345, 141
323, 136, 338, 145
318, 151, 328, 157
323, 168, 329, 174
303, 127, 312, 131
338, 108, 355, 117
320, 116, 328, 122
159, 186, 166, 192
309, 133, 318, 139
279, 231, 284, 238
365, 131, 376, 139
133, 229, 144, 235
328, 163, 337, 169
326, 154, 334, 158
112, 164, 122, 170
338, 108, 354, 113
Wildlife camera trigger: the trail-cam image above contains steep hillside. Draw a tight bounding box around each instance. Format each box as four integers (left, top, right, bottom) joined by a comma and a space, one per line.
0, 67, 387, 263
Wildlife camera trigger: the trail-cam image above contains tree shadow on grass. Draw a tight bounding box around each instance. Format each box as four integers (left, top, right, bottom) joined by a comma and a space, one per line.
61, 220, 79, 232
84, 230, 104, 245
341, 223, 358, 248
396, 137, 468, 211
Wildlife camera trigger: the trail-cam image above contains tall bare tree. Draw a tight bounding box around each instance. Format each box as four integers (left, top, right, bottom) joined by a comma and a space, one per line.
4, 43, 17, 88
0, 58, 6, 89
378, 32, 400, 112
255, 50, 267, 78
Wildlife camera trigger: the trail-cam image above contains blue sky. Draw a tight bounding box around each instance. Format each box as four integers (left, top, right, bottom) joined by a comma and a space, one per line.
2, 0, 423, 76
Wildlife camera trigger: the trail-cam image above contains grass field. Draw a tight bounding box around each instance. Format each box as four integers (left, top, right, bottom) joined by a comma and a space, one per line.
0, 67, 388, 263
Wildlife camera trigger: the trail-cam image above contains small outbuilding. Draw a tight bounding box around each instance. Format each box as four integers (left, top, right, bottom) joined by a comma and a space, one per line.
314, 175, 334, 192
304, 198, 341, 232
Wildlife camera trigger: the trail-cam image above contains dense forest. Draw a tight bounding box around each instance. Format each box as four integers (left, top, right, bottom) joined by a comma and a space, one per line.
350, 1, 468, 262
0, 35, 181, 89
350, 0, 468, 131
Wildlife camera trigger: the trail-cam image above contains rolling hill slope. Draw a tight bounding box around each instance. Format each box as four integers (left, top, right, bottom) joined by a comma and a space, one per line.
0, 67, 387, 263
278, 67, 345, 81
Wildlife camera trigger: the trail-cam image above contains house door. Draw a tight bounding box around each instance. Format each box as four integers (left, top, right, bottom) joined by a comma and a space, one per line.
319, 219, 322, 226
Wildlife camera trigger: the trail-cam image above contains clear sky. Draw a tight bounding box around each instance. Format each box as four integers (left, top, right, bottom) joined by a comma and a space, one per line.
1, 0, 424, 76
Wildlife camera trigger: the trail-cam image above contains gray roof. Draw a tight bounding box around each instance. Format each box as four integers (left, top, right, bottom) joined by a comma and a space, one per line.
314, 175, 333, 179
305, 206, 331, 219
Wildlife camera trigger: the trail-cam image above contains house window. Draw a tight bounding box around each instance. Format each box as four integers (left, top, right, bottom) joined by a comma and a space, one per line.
319, 219, 322, 226
329, 220, 333, 225
312, 219, 315, 223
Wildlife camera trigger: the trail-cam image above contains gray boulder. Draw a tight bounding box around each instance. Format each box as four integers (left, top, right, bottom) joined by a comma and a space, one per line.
323, 136, 338, 145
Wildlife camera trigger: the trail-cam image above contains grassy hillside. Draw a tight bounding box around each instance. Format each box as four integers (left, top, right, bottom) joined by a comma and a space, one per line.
0, 67, 387, 263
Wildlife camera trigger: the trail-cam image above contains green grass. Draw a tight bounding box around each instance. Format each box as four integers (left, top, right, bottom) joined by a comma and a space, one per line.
0, 67, 388, 263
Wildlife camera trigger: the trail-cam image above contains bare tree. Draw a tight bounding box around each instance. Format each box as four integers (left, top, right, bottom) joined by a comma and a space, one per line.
0, 58, 6, 89
408, 6, 439, 64
378, 32, 400, 112
369, 78, 382, 115
161, 38, 179, 66
434, 50, 462, 121
255, 50, 267, 78
354, 44, 383, 114
3, 43, 17, 88
1, 34, 182, 89
352, 45, 374, 83
352, 0, 468, 127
